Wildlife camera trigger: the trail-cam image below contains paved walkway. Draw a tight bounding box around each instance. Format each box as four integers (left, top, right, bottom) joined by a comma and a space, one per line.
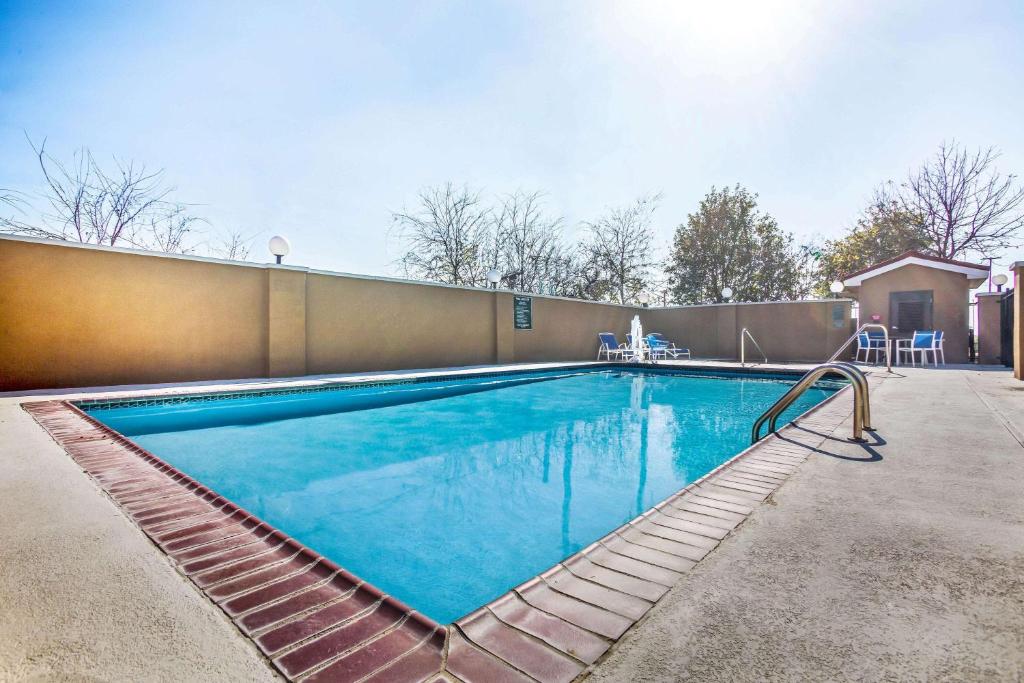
588, 367, 1024, 682
0, 399, 280, 681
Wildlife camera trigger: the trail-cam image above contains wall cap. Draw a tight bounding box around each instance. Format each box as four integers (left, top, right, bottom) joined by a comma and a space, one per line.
655, 299, 853, 310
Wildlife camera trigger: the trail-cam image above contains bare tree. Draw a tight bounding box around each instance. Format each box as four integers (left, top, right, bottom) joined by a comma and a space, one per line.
6, 137, 201, 254
553, 250, 612, 299
31, 138, 169, 244
581, 194, 660, 304
3, 139, 272, 262
899, 142, 1024, 259
0, 188, 28, 231
207, 230, 258, 261
493, 190, 566, 292
392, 183, 492, 286
391, 184, 661, 301
561, 251, 613, 300
133, 205, 205, 254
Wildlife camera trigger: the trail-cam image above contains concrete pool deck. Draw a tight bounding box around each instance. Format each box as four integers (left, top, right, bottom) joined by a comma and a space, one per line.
590, 365, 1024, 682
1, 361, 1022, 681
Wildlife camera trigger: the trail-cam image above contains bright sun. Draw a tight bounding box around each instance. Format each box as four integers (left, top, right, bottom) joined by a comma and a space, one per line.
599, 0, 827, 69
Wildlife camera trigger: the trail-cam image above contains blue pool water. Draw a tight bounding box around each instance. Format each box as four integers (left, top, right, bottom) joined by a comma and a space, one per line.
86, 368, 838, 623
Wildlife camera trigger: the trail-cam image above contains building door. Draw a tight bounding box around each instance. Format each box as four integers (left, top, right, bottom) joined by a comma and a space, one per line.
889, 290, 934, 336
1001, 289, 1015, 367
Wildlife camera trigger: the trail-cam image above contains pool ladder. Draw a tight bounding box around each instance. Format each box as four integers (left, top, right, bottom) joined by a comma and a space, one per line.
751, 362, 872, 444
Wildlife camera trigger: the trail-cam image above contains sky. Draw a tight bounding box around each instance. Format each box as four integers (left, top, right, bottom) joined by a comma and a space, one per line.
2, 0, 1023, 285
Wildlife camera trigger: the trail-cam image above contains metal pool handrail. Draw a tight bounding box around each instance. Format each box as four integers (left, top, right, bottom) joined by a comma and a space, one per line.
828, 323, 892, 372
751, 361, 871, 444
740, 328, 767, 367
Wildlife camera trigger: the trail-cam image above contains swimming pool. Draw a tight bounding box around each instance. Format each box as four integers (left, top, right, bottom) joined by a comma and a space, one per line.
83, 367, 840, 624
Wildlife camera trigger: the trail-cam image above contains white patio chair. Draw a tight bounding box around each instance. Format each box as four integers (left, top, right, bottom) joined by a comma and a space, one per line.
650, 333, 692, 360
933, 330, 945, 365
896, 331, 937, 367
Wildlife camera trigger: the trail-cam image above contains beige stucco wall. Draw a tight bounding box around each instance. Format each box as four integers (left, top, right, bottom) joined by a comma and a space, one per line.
641, 301, 852, 362
510, 295, 637, 362
641, 306, 724, 358
305, 271, 496, 374
268, 269, 308, 378
0, 238, 268, 391
1, 236, 855, 390
853, 264, 971, 363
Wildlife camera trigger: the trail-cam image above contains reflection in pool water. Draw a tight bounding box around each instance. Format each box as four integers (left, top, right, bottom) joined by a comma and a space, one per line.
89, 369, 837, 623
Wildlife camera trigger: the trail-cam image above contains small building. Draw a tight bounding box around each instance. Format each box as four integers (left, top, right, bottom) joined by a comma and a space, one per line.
840, 251, 989, 363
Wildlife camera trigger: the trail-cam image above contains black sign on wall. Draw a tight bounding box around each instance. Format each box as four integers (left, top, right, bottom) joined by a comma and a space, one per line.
832, 303, 846, 328
513, 295, 533, 330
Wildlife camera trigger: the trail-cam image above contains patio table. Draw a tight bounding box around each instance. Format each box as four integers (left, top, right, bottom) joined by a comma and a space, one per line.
891, 335, 918, 366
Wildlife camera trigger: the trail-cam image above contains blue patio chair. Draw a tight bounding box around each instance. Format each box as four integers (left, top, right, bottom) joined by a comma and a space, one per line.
597, 332, 635, 361
896, 331, 935, 366
645, 334, 668, 360
855, 332, 871, 362
855, 331, 886, 363
650, 332, 691, 359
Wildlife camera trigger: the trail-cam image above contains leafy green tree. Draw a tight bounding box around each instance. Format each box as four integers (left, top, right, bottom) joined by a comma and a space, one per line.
666, 185, 802, 304
813, 197, 930, 296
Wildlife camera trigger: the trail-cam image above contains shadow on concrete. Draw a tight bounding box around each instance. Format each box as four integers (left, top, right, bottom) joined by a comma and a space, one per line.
780, 425, 884, 462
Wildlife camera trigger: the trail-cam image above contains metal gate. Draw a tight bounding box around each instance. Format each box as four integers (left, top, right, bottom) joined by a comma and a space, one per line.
1000, 289, 1014, 367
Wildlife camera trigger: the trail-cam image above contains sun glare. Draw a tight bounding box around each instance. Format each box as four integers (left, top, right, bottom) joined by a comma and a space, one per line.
599, 0, 826, 71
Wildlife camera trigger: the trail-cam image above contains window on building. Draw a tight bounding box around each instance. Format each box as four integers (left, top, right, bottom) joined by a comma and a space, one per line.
889, 290, 933, 334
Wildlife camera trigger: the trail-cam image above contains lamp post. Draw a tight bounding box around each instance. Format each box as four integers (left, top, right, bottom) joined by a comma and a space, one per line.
268, 235, 291, 265
993, 273, 1008, 293
829, 281, 844, 298
486, 269, 503, 363
721, 286, 733, 302
486, 269, 501, 290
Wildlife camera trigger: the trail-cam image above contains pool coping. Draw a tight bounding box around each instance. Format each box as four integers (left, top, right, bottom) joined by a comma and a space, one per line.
68, 361, 836, 411
21, 363, 865, 683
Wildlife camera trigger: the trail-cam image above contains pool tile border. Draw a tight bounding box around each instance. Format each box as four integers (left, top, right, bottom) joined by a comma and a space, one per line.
446, 375, 870, 682
23, 367, 871, 683
23, 399, 446, 682
72, 362, 841, 412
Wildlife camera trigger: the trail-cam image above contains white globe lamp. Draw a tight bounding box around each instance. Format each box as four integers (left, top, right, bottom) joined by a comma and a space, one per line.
268, 235, 291, 265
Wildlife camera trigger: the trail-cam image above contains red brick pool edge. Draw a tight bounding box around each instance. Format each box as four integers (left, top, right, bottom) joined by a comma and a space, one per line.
23, 400, 446, 682
23, 377, 862, 683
